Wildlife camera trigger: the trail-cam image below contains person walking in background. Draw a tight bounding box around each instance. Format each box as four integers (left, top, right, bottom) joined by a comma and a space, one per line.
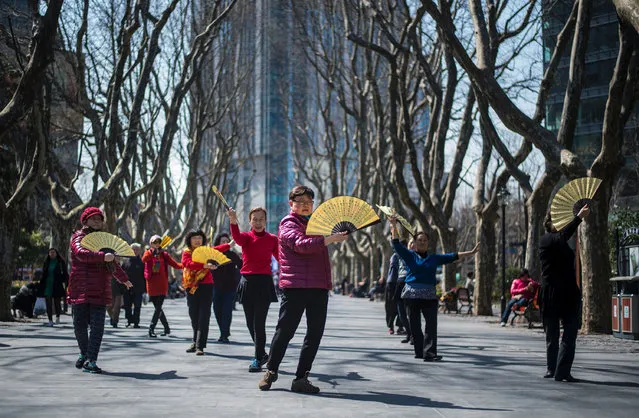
258, 185, 348, 393
212, 233, 242, 343
68, 207, 133, 373
123, 243, 146, 328
389, 216, 478, 362
539, 204, 590, 382
386, 241, 406, 335
107, 275, 126, 328
37, 248, 69, 326
396, 239, 414, 344
227, 207, 279, 372
142, 235, 182, 338
500, 268, 539, 326
181, 231, 229, 355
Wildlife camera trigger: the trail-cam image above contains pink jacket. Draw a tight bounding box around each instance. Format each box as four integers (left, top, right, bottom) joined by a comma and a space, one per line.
278, 211, 331, 290
510, 278, 538, 301
67, 227, 129, 306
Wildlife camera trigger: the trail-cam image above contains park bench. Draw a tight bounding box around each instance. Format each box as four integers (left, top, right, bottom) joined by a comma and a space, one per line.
510, 287, 540, 328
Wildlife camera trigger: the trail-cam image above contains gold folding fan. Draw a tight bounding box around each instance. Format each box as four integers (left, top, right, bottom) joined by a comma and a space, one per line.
376, 205, 416, 236
211, 185, 230, 210
80, 232, 135, 257
160, 236, 173, 249
192, 246, 231, 266
550, 177, 602, 231
306, 196, 381, 236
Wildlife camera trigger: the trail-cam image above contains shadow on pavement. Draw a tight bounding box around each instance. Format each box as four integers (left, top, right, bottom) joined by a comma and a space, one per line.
578, 378, 639, 388
317, 390, 510, 411
103, 370, 186, 380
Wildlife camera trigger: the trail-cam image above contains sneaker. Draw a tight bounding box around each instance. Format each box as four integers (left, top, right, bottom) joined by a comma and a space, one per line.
249, 358, 261, 372
388, 328, 395, 335
500, 322, 506, 327
75, 354, 86, 369
46, 320, 54, 327
424, 355, 443, 362
82, 361, 103, 374
258, 370, 278, 391
291, 372, 320, 394
55, 317, 61, 325
186, 343, 196, 353
259, 354, 269, 367
397, 328, 406, 335
195, 349, 204, 356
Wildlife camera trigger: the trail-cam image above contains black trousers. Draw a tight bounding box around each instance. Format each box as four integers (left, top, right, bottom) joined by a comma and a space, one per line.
124, 291, 143, 326
45, 296, 62, 321
395, 282, 411, 338
187, 283, 214, 349
267, 288, 329, 379
385, 283, 399, 329
544, 306, 579, 378
149, 295, 169, 332
404, 298, 438, 358
243, 298, 271, 359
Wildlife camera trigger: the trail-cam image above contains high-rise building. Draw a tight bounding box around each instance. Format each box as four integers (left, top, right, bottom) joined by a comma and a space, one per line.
542, 0, 638, 206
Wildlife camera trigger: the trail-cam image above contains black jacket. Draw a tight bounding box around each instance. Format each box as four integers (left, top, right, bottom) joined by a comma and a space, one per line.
37, 257, 69, 298
123, 256, 146, 294
539, 216, 582, 316
212, 250, 242, 292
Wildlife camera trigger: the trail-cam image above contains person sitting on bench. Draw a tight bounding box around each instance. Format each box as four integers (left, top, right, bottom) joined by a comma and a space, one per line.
500, 269, 538, 326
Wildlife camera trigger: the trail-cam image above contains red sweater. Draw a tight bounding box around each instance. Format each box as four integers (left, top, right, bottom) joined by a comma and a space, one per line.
230, 223, 279, 276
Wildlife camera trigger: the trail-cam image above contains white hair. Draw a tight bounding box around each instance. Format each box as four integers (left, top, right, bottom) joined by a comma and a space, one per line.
131, 243, 142, 250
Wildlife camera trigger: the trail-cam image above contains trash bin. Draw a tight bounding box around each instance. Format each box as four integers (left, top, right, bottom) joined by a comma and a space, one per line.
610, 276, 639, 340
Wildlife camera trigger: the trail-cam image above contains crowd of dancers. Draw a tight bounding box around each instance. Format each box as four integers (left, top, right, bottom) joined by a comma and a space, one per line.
42, 183, 589, 392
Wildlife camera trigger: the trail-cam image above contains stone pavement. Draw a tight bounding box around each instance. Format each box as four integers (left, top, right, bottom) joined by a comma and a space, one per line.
1, 295, 638, 417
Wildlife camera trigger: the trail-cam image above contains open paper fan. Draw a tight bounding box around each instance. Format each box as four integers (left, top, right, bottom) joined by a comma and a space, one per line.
80, 232, 135, 257
376, 205, 416, 236
192, 246, 231, 266
160, 236, 173, 249
306, 196, 381, 236
550, 177, 602, 231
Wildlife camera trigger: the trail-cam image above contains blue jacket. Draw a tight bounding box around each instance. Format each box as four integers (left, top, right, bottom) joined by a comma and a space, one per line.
391, 239, 458, 289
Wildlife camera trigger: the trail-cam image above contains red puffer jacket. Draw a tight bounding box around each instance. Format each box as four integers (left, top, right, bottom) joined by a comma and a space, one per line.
67, 227, 129, 306
278, 211, 331, 290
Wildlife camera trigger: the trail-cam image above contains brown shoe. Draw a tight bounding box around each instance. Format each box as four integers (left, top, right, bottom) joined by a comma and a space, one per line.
291, 372, 320, 394
258, 370, 278, 391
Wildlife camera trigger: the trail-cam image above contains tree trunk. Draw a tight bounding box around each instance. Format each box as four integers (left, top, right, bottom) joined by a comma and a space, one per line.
0, 210, 19, 321
474, 211, 497, 315
440, 230, 458, 291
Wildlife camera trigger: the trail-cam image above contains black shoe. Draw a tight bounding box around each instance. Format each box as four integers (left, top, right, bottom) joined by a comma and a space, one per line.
401, 337, 410, 343
75, 355, 86, 369
409, 337, 414, 345
414, 354, 423, 359
133, 324, 140, 329
82, 361, 103, 374
161, 328, 170, 336
125, 322, 132, 328
218, 336, 230, 344
186, 343, 196, 353
555, 375, 579, 382
544, 371, 555, 379
149, 329, 157, 338
259, 353, 269, 367
424, 355, 443, 362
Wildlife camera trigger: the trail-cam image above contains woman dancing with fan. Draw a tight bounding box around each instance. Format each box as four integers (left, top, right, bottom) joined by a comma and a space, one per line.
258, 186, 348, 393
181, 231, 230, 355
67, 207, 133, 374
226, 207, 279, 372
389, 216, 478, 362
142, 235, 183, 338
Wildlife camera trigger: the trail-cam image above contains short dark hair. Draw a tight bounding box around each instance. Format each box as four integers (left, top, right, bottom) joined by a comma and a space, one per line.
249, 206, 267, 220
414, 231, 429, 240
184, 230, 207, 248
518, 268, 530, 278
213, 233, 230, 247
467, 271, 474, 278
289, 185, 314, 201
544, 212, 554, 233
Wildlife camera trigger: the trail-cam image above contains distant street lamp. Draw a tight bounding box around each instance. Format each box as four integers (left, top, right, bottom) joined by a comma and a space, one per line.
497, 186, 511, 316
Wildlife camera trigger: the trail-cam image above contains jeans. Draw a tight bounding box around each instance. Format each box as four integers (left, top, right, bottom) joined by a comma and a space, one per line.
501, 297, 529, 323
404, 298, 439, 358
187, 283, 214, 349
72, 304, 107, 362
267, 288, 329, 379
213, 287, 236, 339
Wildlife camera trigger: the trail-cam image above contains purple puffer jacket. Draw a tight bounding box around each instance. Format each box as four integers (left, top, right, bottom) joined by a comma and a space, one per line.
67, 227, 129, 306
278, 211, 331, 289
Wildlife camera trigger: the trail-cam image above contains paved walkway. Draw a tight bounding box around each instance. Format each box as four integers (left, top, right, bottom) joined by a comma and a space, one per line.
1, 295, 638, 417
